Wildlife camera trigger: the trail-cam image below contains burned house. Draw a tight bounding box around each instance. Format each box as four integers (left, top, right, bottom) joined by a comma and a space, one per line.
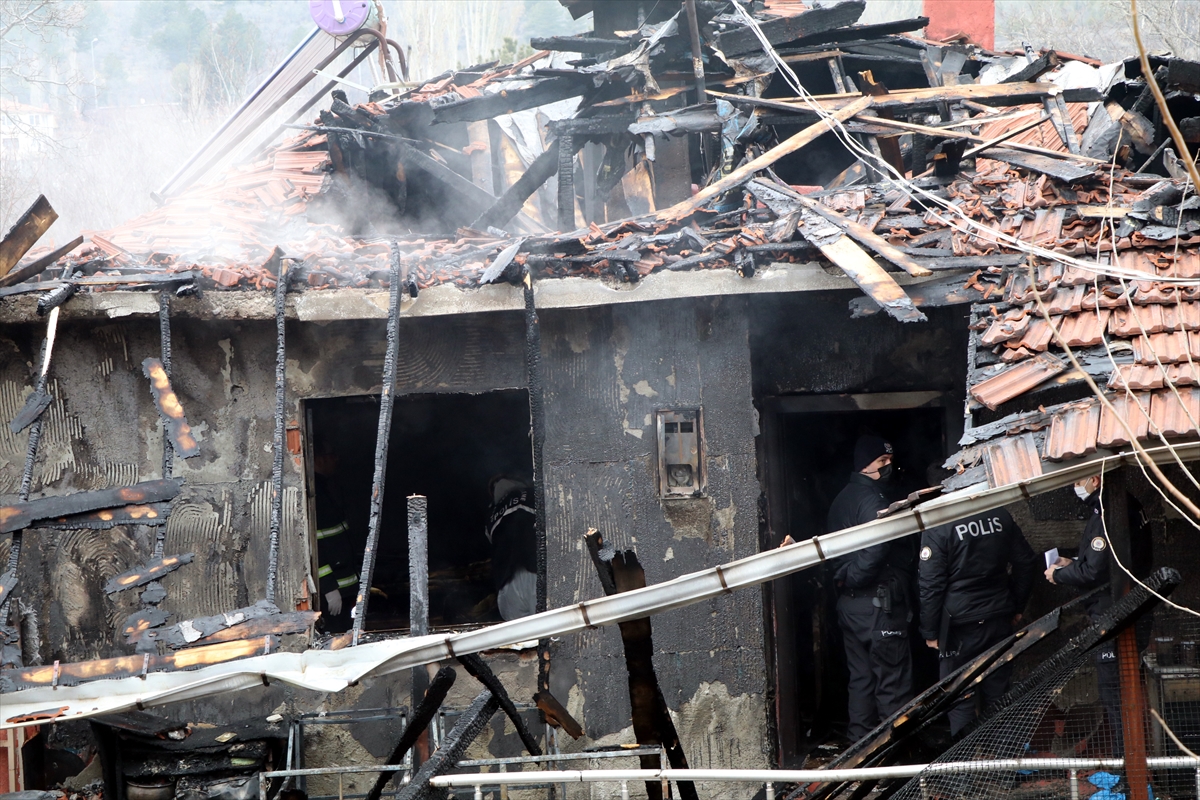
1, 0, 1199, 797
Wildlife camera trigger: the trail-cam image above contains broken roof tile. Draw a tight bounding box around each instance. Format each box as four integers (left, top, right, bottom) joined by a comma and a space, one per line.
983, 433, 1044, 488
1043, 399, 1100, 461
1097, 391, 1152, 447
1018, 317, 1057, 352
970, 353, 1066, 410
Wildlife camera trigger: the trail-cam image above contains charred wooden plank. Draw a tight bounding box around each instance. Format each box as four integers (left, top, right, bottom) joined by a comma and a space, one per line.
105, 554, 195, 594
194, 611, 318, 645
795, 208, 926, 323
534, 689, 584, 739
93, 710, 188, 738
0, 479, 181, 534
658, 95, 873, 222
471, 140, 562, 231
399, 143, 496, 220
396, 689, 499, 800
9, 387, 52, 435
583, 527, 617, 595
0, 235, 83, 289
530, 35, 631, 54
986, 146, 1099, 182
457, 652, 542, 755
716, 0, 866, 56
790, 16, 929, 45
122, 608, 171, 646
0, 195, 57, 280
1002, 50, 1061, 84
157, 599, 279, 648
849, 272, 988, 318
1, 638, 272, 694
366, 665, 457, 800
29, 503, 171, 530
912, 254, 1028, 270
37, 281, 78, 315
142, 358, 199, 459
431, 76, 590, 125
748, 180, 931, 277
0, 569, 15, 610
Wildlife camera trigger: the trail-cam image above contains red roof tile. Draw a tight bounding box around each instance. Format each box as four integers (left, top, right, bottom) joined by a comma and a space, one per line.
1132, 331, 1200, 364
970, 353, 1066, 410
983, 433, 1044, 487
1097, 392, 1152, 447
1149, 388, 1200, 438
1043, 399, 1100, 461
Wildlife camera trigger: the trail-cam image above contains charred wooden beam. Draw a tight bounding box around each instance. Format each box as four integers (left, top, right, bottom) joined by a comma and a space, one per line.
158, 291, 174, 483
195, 610, 318, 645
157, 599, 279, 649
366, 665, 457, 800
457, 652, 543, 755
984, 147, 1099, 182
557, 132, 576, 231
849, 272, 989, 318
533, 689, 584, 739
29, 502, 170, 530
523, 269, 551, 699
0, 570, 15, 610
0, 235, 83, 289
530, 35, 631, 54
0, 195, 57, 280
94, 710, 188, 738
352, 243, 404, 643
36, 280, 78, 315
658, 96, 873, 222
397, 689, 499, 800
471, 140, 562, 232
1, 637, 272, 693
105, 554, 194, 594
409, 494, 430, 761
1003, 50, 1061, 84
583, 531, 697, 800
142, 358, 199, 459
121, 608, 170, 648
0, 479, 181, 535
265, 249, 288, 606
716, 0, 866, 56
9, 387, 52, 435
431, 76, 590, 124
399, 143, 497, 221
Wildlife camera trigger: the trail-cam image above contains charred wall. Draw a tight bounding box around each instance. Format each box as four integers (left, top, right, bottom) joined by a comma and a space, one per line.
539, 295, 771, 776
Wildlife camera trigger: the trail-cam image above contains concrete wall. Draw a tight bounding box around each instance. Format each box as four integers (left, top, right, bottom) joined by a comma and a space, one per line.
0, 295, 769, 790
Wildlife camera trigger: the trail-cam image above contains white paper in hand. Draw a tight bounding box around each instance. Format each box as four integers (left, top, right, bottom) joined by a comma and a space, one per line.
1044, 548, 1059, 570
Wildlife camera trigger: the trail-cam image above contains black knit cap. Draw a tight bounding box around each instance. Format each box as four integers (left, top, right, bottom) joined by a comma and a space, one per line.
853, 434, 893, 473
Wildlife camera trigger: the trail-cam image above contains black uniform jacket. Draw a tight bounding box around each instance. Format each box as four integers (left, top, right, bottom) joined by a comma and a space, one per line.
1053, 491, 1112, 617
827, 472, 915, 591
918, 507, 1036, 641
487, 487, 538, 590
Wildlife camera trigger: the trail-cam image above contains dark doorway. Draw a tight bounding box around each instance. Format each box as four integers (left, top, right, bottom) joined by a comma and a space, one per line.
761, 393, 953, 766
306, 390, 533, 632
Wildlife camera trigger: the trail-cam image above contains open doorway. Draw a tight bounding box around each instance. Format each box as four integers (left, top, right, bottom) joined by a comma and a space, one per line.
761, 392, 956, 766
305, 390, 533, 633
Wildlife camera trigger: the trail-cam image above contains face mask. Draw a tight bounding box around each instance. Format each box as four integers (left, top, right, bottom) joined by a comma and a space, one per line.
1075, 484, 1092, 501
877, 464, 893, 481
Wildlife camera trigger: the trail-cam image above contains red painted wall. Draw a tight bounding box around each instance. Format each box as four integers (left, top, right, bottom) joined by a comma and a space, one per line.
923, 0, 995, 50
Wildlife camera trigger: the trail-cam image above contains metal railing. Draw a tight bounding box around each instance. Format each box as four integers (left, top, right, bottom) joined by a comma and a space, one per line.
260, 755, 1200, 800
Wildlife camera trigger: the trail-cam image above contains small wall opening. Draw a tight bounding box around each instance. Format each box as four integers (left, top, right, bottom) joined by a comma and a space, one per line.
306, 389, 533, 633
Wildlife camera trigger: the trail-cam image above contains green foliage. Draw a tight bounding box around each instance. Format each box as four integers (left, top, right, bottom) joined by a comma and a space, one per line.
491, 35, 534, 66
134, 1, 265, 111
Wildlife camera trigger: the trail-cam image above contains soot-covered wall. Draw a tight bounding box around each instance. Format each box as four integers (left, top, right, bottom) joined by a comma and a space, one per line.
539, 296, 771, 780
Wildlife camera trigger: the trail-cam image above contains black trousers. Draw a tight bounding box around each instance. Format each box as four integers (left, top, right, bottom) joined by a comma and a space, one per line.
1096, 640, 1123, 754
939, 616, 1013, 735
838, 593, 913, 741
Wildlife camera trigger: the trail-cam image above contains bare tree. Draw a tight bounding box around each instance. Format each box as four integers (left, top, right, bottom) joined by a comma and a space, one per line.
997, 0, 1199, 62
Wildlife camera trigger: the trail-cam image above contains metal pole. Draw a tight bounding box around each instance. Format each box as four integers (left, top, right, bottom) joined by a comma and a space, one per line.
265, 252, 288, 606
1069, 769, 1080, 800
351, 242, 404, 644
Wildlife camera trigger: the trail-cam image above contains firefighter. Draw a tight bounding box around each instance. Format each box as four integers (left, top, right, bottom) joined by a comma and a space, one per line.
1045, 473, 1149, 754
919, 505, 1036, 734
487, 475, 538, 620
313, 445, 360, 626
827, 434, 917, 741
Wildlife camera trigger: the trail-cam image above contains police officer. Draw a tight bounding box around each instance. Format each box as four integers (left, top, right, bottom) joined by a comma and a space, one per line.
828, 434, 916, 741
1045, 473, 1148, 754
919, 505, 1036, 734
